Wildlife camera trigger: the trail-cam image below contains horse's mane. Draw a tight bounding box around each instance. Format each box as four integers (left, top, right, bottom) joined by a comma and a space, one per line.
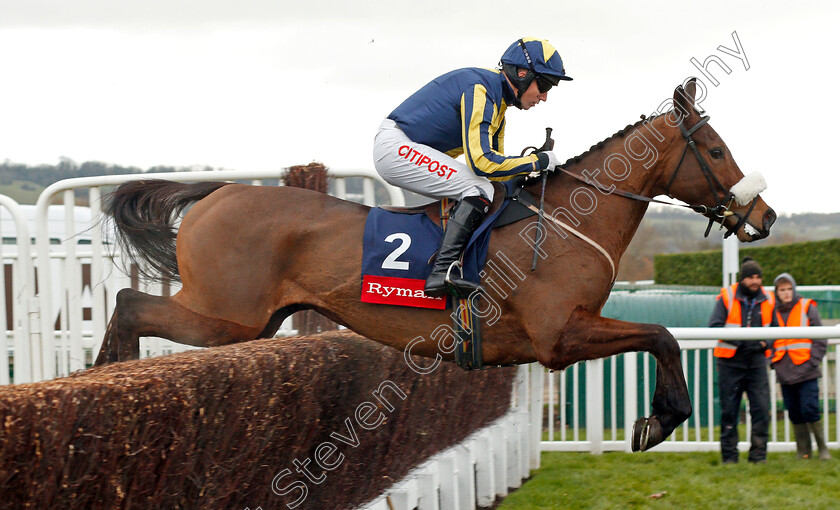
561, 114, 659, 167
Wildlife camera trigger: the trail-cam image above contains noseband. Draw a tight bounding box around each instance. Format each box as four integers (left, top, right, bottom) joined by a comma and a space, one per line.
664, 115, 759, 238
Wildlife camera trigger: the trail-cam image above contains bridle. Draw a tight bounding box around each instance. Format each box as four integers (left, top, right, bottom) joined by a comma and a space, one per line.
666, 115, 759, 238
552, 114, 760, 239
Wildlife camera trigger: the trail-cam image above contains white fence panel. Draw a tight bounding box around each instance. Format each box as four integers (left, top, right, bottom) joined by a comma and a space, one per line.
541, 326, 840, 454
1, 168, 404, 383
362, 365, 538, 510
0, 196, 35, 383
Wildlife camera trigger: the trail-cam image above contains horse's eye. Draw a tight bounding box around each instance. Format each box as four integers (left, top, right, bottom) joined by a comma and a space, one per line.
710, 148, 725, 159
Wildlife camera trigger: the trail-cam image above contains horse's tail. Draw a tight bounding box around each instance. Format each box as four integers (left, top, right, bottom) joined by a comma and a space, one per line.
105, 179, 231, 283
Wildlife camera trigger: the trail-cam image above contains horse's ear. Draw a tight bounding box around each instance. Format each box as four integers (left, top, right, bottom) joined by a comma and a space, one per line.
673, 78, 697, 119
683, 78, 697, 105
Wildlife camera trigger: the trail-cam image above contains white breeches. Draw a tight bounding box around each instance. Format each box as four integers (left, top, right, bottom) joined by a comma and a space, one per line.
373, 119, 495, 202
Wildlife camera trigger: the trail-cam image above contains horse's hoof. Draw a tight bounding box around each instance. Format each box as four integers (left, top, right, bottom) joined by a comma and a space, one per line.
632, 417, 649, 452
632, 416, 664, 452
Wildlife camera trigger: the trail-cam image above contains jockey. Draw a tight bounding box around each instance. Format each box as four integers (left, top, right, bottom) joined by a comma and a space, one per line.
373, 38, 572, 297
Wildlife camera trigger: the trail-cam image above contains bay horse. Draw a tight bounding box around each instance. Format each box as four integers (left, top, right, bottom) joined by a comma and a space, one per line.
95, 79, 775, 452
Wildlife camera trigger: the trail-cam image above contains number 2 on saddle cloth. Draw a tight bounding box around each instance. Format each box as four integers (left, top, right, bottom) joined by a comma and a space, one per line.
360, 195, 519, 370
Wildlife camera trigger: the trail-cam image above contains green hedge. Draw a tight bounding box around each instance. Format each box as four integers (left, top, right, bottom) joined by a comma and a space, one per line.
654, 238, 840, 286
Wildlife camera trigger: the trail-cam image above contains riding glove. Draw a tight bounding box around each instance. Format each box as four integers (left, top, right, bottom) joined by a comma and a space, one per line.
536, 151, 560, 171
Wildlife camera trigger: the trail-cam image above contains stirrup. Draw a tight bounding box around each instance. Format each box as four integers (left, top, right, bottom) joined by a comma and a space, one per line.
444, 260, 463, 285
442, 260, 483, 298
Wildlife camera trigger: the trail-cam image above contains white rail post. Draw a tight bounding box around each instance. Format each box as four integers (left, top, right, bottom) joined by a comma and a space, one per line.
0, 196, 36, 383
416, 468, 439, 510
722, 235, 739, 288
387, 480, 417, 510
89, 187, 108, 360
586, 358, 604, 454
835, 343, 839, 447
504, 416, 521, 490
490, 424, 508, 498
623, 352, 638, 452
63, 191, 84, 373
0, 227, 7, 386
333, 178, 347, 201
362, 178, 376, 207
473, 432, 495, 507
515, 366, 530, 479
454, 445, 475, 510
26, 296, 40, 383
437, 453, 459, 510
35, 193, 56, 380
528, 363, 543, 469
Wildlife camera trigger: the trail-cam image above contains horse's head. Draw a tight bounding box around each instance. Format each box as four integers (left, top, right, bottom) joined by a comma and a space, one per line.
658, 78, 775, 242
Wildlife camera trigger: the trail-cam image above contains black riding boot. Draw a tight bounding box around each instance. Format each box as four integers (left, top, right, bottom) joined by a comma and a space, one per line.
424, 196, 490, 298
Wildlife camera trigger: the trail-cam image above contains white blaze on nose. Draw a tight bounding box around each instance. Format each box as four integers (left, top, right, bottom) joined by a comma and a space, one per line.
730, 172, 767, 206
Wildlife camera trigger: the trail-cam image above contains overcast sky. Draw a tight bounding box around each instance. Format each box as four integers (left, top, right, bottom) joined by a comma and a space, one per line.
1, 0, 837, 214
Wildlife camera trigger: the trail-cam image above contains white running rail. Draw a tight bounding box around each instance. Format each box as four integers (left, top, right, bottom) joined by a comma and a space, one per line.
1, 169, 403, 383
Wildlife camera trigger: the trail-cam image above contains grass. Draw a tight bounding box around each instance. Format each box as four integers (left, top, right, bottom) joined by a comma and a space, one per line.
497, 450, 840, 509
0, 180, 44, 205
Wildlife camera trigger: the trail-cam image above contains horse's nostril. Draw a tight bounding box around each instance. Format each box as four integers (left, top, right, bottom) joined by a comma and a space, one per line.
763, 209, 777, 231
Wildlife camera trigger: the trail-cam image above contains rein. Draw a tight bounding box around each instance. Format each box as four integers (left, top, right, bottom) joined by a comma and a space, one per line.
555, 167, 713, 214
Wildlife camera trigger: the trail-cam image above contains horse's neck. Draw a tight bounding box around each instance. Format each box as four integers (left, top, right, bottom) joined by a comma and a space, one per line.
541, 116, 676, 264
544, 169, 649, 263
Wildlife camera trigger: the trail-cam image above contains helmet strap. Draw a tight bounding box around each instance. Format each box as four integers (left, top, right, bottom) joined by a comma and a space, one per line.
513, 39, 540, 108
517, 39, 539, 76
516, 74, 534, 102
502, 63, 535, 109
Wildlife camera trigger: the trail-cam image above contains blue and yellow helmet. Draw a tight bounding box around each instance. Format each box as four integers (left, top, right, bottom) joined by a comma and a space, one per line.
501, 38, 571, 107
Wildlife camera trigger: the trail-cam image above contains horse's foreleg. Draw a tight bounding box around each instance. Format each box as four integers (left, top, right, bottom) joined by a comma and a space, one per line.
93, 288, 264, 366
535, 307, 691, 452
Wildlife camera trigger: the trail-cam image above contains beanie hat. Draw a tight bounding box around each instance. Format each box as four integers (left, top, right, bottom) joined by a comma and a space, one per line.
739, 257, 762, 280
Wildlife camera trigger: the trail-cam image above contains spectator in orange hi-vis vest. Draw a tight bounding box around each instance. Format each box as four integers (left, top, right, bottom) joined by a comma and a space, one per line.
771, 272, 830, 460
709, 257, 778, 464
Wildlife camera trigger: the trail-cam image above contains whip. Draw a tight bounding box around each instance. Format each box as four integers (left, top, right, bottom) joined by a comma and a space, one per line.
531, 127, 554, 271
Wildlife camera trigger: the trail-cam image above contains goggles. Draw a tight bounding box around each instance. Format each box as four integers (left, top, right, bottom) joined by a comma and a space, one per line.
535, 74, 555, 94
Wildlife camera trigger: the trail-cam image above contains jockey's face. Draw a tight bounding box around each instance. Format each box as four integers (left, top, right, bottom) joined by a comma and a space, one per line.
505, 68, 548, 110
519, 79, 548, 110
517, 69, 548, 110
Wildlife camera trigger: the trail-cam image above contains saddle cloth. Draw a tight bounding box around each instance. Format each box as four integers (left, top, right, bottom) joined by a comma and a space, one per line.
361, 200, 510, 309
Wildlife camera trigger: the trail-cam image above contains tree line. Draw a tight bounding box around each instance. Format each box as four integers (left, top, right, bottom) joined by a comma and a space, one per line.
0, 158, 202, 188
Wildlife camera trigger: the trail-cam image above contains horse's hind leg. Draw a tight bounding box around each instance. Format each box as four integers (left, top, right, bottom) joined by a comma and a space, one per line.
535, 308, 692, 452
96, 311, 126, 365
94, 288, 264, 366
